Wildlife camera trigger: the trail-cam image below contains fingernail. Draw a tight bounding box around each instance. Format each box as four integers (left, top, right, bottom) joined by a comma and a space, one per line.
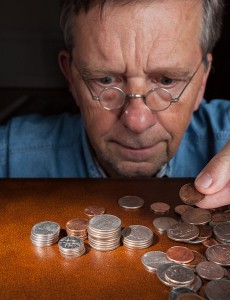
195, 173, 213, 189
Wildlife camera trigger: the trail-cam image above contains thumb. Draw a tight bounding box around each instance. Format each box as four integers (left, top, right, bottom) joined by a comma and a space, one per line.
194, 141, 230, 195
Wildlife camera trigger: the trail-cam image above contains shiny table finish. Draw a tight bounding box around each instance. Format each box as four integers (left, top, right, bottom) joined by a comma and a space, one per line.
1, 178, 204, 300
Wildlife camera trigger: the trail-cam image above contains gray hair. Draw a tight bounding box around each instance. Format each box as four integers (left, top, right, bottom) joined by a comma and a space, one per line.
60, 0, 225, 57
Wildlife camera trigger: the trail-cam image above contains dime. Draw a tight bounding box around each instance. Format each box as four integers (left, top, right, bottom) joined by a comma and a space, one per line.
167, 223, 199, 242
141, 251, 171, 272
181, 208, 211, 225
84, 205, 105, 217
205, 244, 230, 266
196, 261, 225, 280
166, 246, 194, 264
150, 202, 170, 213
205, 279, 230, 300
156, 263, 183, 287
165, 264, 195, 286
152, 217, 178, 233
118, 195, 144, 209
179, 183, 205, 205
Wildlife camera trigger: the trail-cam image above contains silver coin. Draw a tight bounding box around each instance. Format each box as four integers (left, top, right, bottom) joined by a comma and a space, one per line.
213, 222, 230, 243
165, 264, 195, 286
141, 251, 171, 272
153, 217, 178, 233
196, 261, 225, 280
122, 225, 153, 249
58, 236, 84, 249
187, 275, 202, 293
181, 208, 211, 225
156, 263, 186, 287
118, 195, 144, 209
206, 244, 230, 266
31, 221, 60, 236
205, 279, 230, 300
88, 214, 121, 232
167, 223, 199, 242
169, 287, 196, 300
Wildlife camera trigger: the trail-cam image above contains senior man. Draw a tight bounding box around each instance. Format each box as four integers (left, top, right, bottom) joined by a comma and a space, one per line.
0, 0, 229, 209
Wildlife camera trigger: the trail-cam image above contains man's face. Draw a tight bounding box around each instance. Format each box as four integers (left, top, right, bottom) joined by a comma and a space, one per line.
60, 0, 211, 177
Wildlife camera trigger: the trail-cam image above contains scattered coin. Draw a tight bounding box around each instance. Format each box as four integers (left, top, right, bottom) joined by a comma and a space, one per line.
174, 204, 194, 215
179, 183, 205, 205
185, 251, 207, 269
169, 287, 196, 300
84, 205, 105, 217
141, 251, 171, 272
206, 244, 230, 266
196, 261, 225, 280
167, 223, 199, 242
30, 221, 61, 247
181, 208, 211, 225
150, 202, 170, 213
205, 279, 230, 300
152, 217, 178, 233
156, 263, 183, 287
165, 264, 195, 286
213, 222, 230, 244
176, 294, 205, 300
166, 246, 194, 264
202, 237, 220, 248
118, 195, 144, 209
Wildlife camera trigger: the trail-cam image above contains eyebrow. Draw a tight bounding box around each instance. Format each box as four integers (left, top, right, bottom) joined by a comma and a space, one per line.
77, 64, 193, 80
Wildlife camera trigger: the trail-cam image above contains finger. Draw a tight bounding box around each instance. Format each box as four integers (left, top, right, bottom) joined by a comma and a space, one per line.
194, 141, 230, 195
196, 182, 230, 209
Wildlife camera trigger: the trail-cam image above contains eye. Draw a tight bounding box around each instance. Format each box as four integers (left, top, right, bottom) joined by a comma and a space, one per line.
98, 76, 115, 85
158, 77, 174, 86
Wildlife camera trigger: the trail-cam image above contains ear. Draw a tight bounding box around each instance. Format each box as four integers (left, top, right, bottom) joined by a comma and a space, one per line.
58, 50, 78, 99
194, 53, 212, 111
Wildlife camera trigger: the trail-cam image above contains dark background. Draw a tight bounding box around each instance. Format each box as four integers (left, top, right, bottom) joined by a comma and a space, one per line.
0, 0, 229, 124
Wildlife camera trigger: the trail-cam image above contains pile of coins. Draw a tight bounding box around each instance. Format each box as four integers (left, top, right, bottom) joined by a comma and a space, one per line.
87, 214, 122, 251
65, 218, 89, 240
30, 221, 61, 247
58, 236, 86, 258
122, 225, 154, 249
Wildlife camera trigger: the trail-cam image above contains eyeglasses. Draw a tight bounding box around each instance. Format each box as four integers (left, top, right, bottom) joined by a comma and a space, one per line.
79, 61, 203, 111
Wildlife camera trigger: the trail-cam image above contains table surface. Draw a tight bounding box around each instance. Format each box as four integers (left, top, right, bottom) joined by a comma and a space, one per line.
1, 178, 207, 300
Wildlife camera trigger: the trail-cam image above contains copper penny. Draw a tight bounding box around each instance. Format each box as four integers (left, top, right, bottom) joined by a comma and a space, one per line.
202, 237, 219, 248
179, 183, 205, 205
174, 204, 194, 215
166, 246, 194, 264
84, 205, 105, 217
150, 202, 170, 213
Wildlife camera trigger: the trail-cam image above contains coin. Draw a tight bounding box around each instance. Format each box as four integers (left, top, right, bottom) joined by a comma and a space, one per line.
196, 261, 225, 280
179, 183, 205, 205
185, 251, 207, 269
30, 221, 61, 247
152, 217, 178, 233
150, 202, 170, 213
84, 205, 105, 217
202, 237, 219, 248
58, 236, 85, 258
181, 208, 211, 225
213, 222, 230, 243
66, 218, 89, 240
118, 195, 144, 209
169, 287, 196, 300
122, 225, 153, 249
177, 294, 205, 300
174, 204, 194, 215
166, 246, 194, 264
205, 279, 230, 300
167, 223, 199, 242
156, 263, 183, 287
141, 251, 171, 272
205, 244, 230, 266
164, 264, 195, 285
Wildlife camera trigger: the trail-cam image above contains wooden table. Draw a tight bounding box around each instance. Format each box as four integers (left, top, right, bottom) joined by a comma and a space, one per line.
1, 178, 206, 300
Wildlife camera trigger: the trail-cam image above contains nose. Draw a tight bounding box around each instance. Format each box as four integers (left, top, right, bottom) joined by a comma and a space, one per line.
120, 94, 158, 134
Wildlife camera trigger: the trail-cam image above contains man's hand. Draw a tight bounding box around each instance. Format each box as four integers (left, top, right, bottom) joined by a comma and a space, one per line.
194, 140, 230, 209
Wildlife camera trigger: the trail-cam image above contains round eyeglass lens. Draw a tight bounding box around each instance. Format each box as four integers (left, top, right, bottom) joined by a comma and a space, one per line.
146, 88, 172, 111
99, 87, 125, 110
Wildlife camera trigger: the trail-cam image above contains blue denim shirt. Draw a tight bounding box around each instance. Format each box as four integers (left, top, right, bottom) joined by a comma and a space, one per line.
0, 99, 229, 177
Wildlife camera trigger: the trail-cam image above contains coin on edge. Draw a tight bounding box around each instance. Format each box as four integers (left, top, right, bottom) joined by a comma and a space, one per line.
118, 195, 144, 209
179, 183, 205, 205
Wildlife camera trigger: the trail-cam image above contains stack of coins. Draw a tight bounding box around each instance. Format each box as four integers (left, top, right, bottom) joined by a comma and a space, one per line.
58, 236, 86, 258
30, 221, 61, 247
122, 225, 154, 249
87, 214, 121, 251
66, 218, 89, 240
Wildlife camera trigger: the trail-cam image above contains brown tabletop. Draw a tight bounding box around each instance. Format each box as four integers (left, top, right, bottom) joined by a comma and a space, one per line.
1, 178, 206, 300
